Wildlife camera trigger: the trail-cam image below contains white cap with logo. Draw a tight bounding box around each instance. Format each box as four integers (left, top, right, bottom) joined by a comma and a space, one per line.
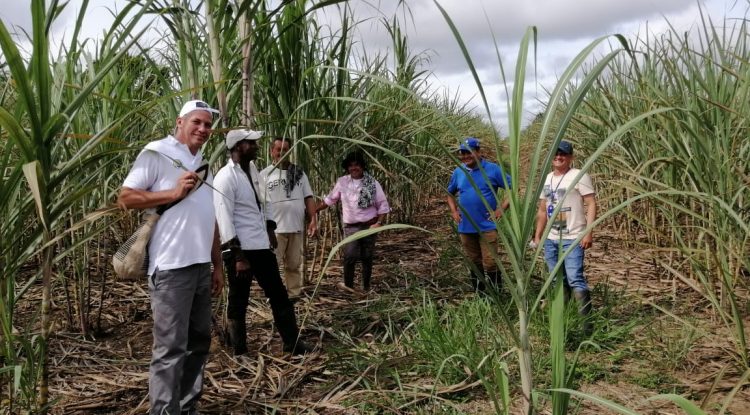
226, 129, 264, 150
178, 100, 219, 118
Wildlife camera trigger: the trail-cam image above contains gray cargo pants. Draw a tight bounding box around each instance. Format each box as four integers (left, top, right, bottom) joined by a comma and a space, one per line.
148, 263, 212, 415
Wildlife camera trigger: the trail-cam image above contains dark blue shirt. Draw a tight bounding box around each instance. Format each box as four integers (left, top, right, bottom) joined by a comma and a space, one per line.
447, 159, 511, 233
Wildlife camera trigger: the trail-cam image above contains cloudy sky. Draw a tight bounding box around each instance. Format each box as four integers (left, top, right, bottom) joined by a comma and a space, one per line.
2, 0, 748, 132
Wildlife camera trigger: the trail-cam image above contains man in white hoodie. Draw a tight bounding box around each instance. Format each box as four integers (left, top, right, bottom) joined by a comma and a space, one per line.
118, 100, 224, 415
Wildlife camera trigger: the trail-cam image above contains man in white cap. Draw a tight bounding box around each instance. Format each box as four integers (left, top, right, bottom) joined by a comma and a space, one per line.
118, 99, 224, 415
258, 136, 317, 300
213, 129, 312, 356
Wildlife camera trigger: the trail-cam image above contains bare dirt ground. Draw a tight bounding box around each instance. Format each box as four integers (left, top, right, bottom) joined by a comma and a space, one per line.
33, 196, 750, 414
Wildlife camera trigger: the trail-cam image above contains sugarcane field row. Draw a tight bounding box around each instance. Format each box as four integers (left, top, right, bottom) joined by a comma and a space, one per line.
1, 1, 749, 414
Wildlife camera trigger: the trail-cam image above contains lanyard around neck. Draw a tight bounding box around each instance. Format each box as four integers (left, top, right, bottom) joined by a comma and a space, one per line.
550, 169, 570, 194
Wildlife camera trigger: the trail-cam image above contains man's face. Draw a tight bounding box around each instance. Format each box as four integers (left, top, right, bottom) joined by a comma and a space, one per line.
347, 161, 364, 179
235, 139, 259, 162
175, 111, 213, 151
552, 150, 573, 170
459, 148, 480, 168
270, 139, 291, 163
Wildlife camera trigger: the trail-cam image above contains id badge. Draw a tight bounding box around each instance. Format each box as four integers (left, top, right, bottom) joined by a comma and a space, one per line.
547, 204, 555, 218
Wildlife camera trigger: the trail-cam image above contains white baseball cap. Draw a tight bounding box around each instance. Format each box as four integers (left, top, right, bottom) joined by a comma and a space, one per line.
226, 129, 264, 150
178, 100, 219, 118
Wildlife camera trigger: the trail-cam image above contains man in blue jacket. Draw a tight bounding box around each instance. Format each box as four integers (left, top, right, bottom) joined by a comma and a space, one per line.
446, 137, 511, 294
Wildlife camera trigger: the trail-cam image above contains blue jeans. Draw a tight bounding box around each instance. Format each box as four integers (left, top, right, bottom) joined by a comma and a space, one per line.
543, 239, 589, 292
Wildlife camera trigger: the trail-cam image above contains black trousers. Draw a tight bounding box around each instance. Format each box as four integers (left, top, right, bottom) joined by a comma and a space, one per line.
342, 223, 377, 289
224, 249, 299, 346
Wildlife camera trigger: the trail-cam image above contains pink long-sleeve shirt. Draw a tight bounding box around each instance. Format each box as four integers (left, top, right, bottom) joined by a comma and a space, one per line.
324, 175, 390, 224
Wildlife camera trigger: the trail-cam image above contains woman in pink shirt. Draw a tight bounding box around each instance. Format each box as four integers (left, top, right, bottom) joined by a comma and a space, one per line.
316, 152, 390, 290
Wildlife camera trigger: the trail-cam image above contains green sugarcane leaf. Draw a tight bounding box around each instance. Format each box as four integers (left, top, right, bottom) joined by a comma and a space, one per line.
647, 394, 706, 415
22, 161, 49, 232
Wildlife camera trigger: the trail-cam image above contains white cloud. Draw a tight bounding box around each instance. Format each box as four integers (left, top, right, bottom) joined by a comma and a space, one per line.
2, 0, 747, 133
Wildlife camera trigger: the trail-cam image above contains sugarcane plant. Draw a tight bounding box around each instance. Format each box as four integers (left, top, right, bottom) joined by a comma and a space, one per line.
0, 0, 156, 411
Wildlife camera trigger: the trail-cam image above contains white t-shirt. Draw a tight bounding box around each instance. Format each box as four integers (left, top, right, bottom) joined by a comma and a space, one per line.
539, 168, 595, 240
213, 159, 271, 250
122, 136, 215, 275
258, 165, 313, 233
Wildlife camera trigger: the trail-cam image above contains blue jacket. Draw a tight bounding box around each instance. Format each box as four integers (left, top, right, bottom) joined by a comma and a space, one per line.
447, 159, 511, 233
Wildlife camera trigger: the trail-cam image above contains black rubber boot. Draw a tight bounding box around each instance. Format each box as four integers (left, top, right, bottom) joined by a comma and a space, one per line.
343, 260, 356, 288
488, 270, 502, 292
362, 260, 373, 291
573, 289, 593, 336
274, 304, 313, 355
227, 319, 247, 356
470, 266, 485, 293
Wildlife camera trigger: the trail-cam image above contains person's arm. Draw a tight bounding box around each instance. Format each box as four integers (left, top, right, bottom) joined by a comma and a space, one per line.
118, 171, 199, 209
446, 194, 461, 224
370, 180, 390, 228
492, 169, 511, 218
211, 222, 225, 296
315, 200, 329, 213
494, 195, 510, 219
315, 179, 340, 213
580, 193, 596, 249
305, 196, 318, 237
252, 163, 276, 229
446, 170, 462, 223
534, 198, 547, 245
213, 173, 237, 244
370, 213, 387, 228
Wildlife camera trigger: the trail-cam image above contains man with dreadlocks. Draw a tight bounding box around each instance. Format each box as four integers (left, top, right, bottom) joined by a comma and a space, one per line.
315, 151, 390, 291
258, 137, 317, 300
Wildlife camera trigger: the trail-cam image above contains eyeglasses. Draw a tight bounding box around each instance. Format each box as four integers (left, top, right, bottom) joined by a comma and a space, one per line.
458, 150, 472, 155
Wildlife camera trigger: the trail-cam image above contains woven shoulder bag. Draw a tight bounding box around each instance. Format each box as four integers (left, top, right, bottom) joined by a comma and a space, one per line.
112, 162, 209, 280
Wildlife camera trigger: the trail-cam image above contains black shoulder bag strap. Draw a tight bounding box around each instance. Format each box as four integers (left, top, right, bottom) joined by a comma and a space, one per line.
155, 163, 210, 215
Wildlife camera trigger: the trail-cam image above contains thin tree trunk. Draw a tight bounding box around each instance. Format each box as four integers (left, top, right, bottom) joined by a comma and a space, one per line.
518, 307, 534, 415
38, 237, 53, 413
240, 11, 254, 127
205, 0, 228, 128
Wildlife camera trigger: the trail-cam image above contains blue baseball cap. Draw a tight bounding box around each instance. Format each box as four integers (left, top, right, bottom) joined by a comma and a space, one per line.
557, 140, 573, 155
458, 137, 481, 152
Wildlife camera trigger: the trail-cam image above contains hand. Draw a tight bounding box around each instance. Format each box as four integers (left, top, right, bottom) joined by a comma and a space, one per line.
580, 233, 593, 249
369, 222, 382, 229
268, 231, 278, 249
236, 258, 250, 272
173, 171, 199, 200
211, 266, 224, 297
451, 211, 461, 224
494, 208, 504, 219
307, 219, 318, 238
